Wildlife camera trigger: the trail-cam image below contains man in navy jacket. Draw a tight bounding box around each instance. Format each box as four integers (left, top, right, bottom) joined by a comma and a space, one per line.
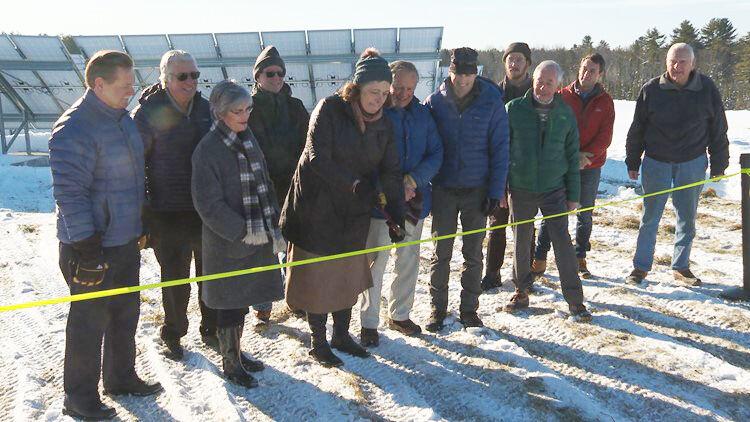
423, 47, 510, 331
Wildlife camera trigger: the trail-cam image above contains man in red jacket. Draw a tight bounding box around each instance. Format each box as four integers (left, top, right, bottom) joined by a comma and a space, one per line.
532, 53, 615, 278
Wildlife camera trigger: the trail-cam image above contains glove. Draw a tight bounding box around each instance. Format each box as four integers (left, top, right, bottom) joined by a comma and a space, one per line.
71, 233, 108, 286
353, 179, 379, 208
481, 198, 500, 217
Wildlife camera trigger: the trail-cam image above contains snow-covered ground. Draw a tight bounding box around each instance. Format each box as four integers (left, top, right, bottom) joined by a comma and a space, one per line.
1, 101, 749, 421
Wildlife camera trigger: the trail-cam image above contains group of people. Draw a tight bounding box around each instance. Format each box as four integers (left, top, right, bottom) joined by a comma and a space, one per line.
48, 38, 729, 419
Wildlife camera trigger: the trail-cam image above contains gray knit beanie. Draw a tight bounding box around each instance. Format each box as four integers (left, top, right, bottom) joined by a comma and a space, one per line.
353, 48, 392, 85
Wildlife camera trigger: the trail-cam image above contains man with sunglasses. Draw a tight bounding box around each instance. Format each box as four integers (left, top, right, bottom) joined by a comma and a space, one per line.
132, 50, 217, 360
248, 46, 311, 329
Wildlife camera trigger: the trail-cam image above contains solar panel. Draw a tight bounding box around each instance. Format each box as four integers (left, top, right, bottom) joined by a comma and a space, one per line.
288, 82, 314, 109
73, 36, 125, 58
354, 28, 397, 54
261, 31, 307, 57
0, 35, 22, 61
49, 87, 85, 109
284, 63, 309, 82
314, 80, 344, 102
169, 34, 217, 59
137, 67, 161, 85
215, 32, 262, 59
36, 71, 83, 89
308, 30, 351, 55
0, 93, 21, 115
14, 89, 60, 114
398, 27, 442, 53
224, 66, 255, 85
412, 60, 437, 79
121, 35, 170, 61
11, 35, 68, 61
4, 70, 43, 88
312, 62, 352, 83
415, 80, 434, 102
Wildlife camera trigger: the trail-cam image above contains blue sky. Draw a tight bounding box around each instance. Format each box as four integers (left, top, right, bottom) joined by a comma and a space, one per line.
4, 0, 749, 49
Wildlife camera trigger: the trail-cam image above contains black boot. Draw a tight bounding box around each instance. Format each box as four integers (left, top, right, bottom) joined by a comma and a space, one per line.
330, 308, 370, 358
237, 322, 264, 372
217, 326, 258, 388
62, 397, 116, 421
307, 312, 343, 367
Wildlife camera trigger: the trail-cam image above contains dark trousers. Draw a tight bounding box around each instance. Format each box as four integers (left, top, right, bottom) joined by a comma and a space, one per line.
535, 168, 601, 260
509, 188, 584, 307
151, 211, 216, 340
60, 240, 140, 406
486, 205, 536, 277
429, 186, 486, 313
216, 308, 249, 328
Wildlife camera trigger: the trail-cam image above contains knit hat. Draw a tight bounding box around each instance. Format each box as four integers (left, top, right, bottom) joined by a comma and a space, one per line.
254, 46, 286, 78
449, 47, 478, 74
353, 48, 392, 85
503, 42, 532, 64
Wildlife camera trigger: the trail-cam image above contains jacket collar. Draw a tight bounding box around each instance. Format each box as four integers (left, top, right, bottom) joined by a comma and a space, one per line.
659, 71, 702, 92
518, 88, 563, 110
83, 89, 129, 121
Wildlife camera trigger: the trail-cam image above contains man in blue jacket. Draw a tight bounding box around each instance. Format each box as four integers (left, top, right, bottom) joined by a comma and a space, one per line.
359, 61, 443, 346
424, 47, 510, 331
50, 50, 161, 420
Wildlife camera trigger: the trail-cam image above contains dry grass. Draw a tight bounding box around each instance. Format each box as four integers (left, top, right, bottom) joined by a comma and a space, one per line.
614, 215, 641, 230
18, 224, 37, 234
701, 188, 718, 198
654, 254, 672, 266
729, 223, 742, 231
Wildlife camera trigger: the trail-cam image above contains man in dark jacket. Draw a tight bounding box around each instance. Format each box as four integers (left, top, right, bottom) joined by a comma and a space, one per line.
359, 60, 443, 346
132, 50, 216, 360
502, 60, 591, 322
424, 47, 509, 331
50, 50, 161, 421
247, 45, 310, 327
483, 41, 534, 291
533, 53, 615, 279
625, 43, 729, 286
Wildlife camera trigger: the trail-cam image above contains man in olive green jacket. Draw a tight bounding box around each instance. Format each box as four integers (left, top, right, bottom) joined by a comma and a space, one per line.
502, 60, 590, 321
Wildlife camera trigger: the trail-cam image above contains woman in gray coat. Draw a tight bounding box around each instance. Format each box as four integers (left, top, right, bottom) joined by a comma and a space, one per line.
192, 80, 284, 388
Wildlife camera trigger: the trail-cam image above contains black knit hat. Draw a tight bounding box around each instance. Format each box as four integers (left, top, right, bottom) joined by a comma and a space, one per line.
353, 49, 392, 85
503, 42, 532, 63
254, 46, 286, 78
449, 47, 478, 74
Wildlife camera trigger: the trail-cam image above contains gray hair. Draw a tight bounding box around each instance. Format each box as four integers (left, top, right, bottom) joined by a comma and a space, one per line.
159, 50, 197, 85
667, 42, 695, 62
533, 60, 564, 85
389, 60, 420, 82
209, 80, 252, 120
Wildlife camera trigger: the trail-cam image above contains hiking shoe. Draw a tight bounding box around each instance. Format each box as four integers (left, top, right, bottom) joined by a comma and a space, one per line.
503, 290, 530, 313
578, 258, 593, 279
388, 318, 422, 336
531, 259, 547, 275
674, 269, 702, 286
481, 273, 502, 291
360, 328, 380, 347
425, 310, 447, 332
104, 377, 163, 397
240, 353, 265, 372
569, 305, 593, 323
625, 269, 648, 285
459, 312, 484, 328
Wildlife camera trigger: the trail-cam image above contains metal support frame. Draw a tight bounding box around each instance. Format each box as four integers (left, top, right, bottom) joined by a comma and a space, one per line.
2, 118, 29, 154
720, 153, 750, 301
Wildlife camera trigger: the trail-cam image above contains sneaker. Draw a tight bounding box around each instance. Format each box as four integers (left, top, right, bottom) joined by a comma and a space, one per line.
360, 328, 380, 347
481, 273, 502, 291
160, 337, 184, 361
674, 269, 702, 286
458, 312, 484, 328
388, 318, 422, 336
503, 290, 530, 313
578, 258, 592, 279
531, 259, 547, 275
625, 269, 648, 285
104, 377, 163, 397
425, 310, 447, 333
569, 305, 593, 323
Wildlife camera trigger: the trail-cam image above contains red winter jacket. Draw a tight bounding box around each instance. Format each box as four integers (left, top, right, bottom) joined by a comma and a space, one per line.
559, 82, 615, 169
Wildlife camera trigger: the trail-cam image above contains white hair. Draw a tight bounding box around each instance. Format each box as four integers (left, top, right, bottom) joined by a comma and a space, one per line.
667, 43, 695, 63
159, 50, 197, 85
533, 60, 564, 85
209, 79, 252, 121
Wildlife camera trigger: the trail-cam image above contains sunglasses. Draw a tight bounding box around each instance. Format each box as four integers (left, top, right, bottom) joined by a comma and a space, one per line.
173, 71, 201, 81
264, 70, 285, 78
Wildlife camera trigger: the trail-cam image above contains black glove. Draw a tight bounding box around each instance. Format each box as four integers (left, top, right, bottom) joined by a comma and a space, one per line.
353, 179, 379, 208
481, 198, 500, 217
71, 233, 108, 286
386, 204, 407, 243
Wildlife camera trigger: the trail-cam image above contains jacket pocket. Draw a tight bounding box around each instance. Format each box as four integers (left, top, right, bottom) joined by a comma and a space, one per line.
225, 238, 259, 259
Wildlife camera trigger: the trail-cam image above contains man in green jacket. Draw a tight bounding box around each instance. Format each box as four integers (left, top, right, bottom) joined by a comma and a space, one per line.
502, 60, 591, 322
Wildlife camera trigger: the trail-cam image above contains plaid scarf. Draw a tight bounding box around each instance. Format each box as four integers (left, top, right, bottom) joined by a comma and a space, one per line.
213, 121, 286, 253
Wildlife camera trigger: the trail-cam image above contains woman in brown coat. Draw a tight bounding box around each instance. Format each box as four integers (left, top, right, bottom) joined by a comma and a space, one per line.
280, 49, 406, 367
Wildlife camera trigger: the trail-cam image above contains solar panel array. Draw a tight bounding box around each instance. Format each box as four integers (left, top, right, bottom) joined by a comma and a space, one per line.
0, 27, 442, 152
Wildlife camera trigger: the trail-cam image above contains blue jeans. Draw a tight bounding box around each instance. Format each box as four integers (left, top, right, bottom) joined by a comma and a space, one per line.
252, 251, 287, 312
633, 155, 707, 272
535, 168, 601, 260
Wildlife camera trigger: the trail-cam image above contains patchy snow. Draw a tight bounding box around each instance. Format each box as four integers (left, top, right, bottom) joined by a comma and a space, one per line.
1, 101, 749, 421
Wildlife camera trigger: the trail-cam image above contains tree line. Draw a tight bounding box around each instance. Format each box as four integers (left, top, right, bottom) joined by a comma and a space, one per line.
442, 18, 750, 110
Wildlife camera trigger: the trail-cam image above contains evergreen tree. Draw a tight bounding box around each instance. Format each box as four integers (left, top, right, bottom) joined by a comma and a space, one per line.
671, 20, 703, 49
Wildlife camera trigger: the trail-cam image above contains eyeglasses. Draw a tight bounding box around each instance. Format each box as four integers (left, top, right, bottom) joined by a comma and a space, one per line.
264, 70, 285, 78
173, 71, 201, 81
